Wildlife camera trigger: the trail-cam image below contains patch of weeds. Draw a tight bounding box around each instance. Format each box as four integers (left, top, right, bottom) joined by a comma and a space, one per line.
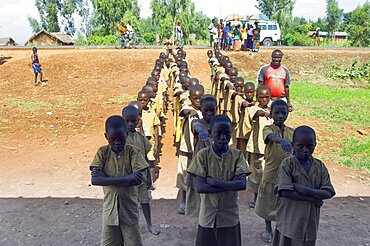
326, 59, 370, 82
108, 94, 136, 104
4, 98, 52, 111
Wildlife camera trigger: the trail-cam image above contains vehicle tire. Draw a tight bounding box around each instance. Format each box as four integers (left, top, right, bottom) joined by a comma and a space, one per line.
263, 38, 272, 46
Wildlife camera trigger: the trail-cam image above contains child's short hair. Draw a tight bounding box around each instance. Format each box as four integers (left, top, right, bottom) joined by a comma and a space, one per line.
244, 82, 255, 89
232, 77, 244, 84
256, 85, 271, 95
210, 115, 231, 129
228, 67, 238, 75
271, 99, 288, 112
179, 75, 190, 85
105, 115, 127, 133
200, 94, 217, 107
190, 84, 204, 95
122, 106, 139, 118
293, 126, 316, 143
138, 90, 149, 97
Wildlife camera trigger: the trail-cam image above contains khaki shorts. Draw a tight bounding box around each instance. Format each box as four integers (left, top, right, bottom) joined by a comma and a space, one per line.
176, 152, 192, 190
137, 182, 151, 204
101, 222, 143, 246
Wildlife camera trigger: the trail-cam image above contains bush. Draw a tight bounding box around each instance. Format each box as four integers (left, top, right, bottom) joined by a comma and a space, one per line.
282, 33, 314, 46
142, 33, 155, 45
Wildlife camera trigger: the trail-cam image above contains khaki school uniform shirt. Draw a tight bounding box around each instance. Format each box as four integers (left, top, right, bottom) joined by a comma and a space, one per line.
142, 108, 161, 144
223, 87, 234, 118
126, 131, 152, 156
231, 94, 245, 124
246, 103, 273, 154
276, 156, 336, 241
262, 124, 294, 184
90, 145, 149, 226
236, 101, 254, 139
161, 67, 171, 82
179, 104, 202, 153
187, 146, 251, 228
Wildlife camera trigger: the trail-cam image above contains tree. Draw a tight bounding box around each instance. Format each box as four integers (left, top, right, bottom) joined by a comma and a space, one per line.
256, 0, 295, 30
90, 0, 140, 35
29, 0, 89, 35
342, 3, 369, 47
150, 0, 210, 42
326, 0, 343, 35
34, 0, 61, 32
27, 16, 42, 33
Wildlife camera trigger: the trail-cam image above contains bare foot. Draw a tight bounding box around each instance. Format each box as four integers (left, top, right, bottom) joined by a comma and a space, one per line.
147, 225, 160, 235
262, 231, 272, 243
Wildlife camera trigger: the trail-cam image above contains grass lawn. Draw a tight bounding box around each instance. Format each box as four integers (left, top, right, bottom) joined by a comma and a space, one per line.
291, 81, 370, 174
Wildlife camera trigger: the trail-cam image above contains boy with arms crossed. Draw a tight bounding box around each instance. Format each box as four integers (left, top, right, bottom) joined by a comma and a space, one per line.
188, 115, 250, 246
273, 126, 335, 246
90, 116, 148, 246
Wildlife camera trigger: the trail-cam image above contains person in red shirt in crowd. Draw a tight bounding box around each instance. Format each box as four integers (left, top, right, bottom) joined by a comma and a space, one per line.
257, 50, 293, 111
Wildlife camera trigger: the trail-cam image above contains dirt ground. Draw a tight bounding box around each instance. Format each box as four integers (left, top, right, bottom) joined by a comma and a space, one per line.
0, 47, 369, 246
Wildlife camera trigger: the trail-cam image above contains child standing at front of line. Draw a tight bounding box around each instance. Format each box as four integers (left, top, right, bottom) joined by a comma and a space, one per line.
187, 115, 251, 246
31, 47, 44, 86
255, 99, 294, 243
185, 95, 217, 218
176, 85, 205, 214
90, 116, 148, 246
122, 106, 160, 235
273, 126, 335, 246
246, 85, 273, 209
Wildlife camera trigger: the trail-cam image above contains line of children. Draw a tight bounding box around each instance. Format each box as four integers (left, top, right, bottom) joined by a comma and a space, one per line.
90, 47, 335, 246
89, 51, 178, 244
204, 46, 334, 245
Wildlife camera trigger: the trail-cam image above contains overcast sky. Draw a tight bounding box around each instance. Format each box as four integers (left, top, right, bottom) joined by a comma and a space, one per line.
0, 0, 367, 45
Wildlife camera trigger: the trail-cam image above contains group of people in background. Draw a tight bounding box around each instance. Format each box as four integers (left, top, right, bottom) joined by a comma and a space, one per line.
208, 19, 262, 52
89, 44, 335, 246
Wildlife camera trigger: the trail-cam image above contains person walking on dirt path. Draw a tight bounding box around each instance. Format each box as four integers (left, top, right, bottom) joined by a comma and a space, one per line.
31, 47, 44, 86
257, 50, 293, 111
176, 21, 183, 49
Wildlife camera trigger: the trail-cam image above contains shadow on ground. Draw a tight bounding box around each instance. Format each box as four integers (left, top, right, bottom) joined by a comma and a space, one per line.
0, 194, 369, 246
0, 56, 12, 65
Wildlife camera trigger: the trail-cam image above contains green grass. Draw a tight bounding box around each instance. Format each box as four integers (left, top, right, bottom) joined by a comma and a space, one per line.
4, 98, 52, 111
291, 81, 370, 173
291, 81, 370, 128
339, 137, 370, 174
3, 98, 82, 111
108, 94, 136, 104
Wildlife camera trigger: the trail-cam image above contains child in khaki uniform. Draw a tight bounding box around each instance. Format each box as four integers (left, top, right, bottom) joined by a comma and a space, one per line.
222, 67, 238, 119
137, 91, 161, 183
227, 76, 244, 147
176, 85, 205, 214
187, 115, 250, 246
90, 116, 148, 246
185, 95, 217, 218
235, 82, 256, 158
273, 126, 335, 246
255, 100, 294, 243
122, 106, 160, 235
246, 85, 273, 208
